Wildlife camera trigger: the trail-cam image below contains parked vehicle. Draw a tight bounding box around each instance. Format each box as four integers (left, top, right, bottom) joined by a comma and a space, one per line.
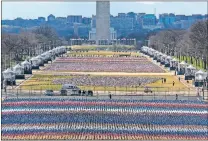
44, 90, 54, 96
60, 89, 67, 96
61, 84, 93, 96
144, 87, 153, 93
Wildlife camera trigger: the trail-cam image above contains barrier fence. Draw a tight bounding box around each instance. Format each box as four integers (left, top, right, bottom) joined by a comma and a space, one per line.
2, 85, 207, 101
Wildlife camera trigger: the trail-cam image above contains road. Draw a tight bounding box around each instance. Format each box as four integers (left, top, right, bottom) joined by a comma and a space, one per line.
1, 90, 203, 101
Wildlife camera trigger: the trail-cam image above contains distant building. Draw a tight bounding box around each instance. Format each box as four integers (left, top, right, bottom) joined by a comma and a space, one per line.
15, 17, 24, 21
82, 17, 91, 25
127, 12, 137, 29
127, 12, 137, 21
78, 25, 91, 37
142, 24, 162, 30
118, 13, 126, 18
138, 13, 146, 16
89, 28, 117, 41
67, 15, 82, 23
175, 15, 187, 21
110, 16, 133, 31
89, 28, 96, 40
172, 21, 182, 29
203, 14, 208, 20
187, 15, 202, 26
192, 14, 203, 20
47, 14, 55, 22
137, 13, 146, 28
74, 23, 79, 36
91, 15, 96, 28
159, 13, 175, 28
142, 14, 156, 27
180, 20, 192, 29
38, 17, 46, 22
56, 17, 67, 23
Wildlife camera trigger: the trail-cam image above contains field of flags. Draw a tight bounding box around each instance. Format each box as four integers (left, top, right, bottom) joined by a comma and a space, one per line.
2, 98, 208, 140
43, 56, 165, 73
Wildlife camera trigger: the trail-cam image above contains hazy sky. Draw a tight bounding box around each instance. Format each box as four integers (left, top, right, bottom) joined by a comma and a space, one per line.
2, 2, 208, 20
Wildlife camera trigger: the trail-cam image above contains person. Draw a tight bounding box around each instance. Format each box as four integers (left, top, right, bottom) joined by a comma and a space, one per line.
175, 71, 176, 76
82, 90, 85, 95
178, 77, 181, 82
173, 81, 175, 86
78, 90, 81, 95
176, 94, 178, 100
164, 78, 166, 83
109, 93, 112, 99
197, 88, 200, 97
4, 85, 6, 93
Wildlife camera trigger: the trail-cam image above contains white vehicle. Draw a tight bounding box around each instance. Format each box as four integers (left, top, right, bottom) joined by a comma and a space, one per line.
61, 84, 93, 96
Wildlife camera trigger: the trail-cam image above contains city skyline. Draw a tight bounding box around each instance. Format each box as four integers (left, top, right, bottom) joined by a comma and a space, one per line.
2, 2, 207, 20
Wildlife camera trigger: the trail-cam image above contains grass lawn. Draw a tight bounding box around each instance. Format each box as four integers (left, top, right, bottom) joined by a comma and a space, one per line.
71, 45, 97, 50
20, 74, 187, 92
68, 51, 139, 57
146, 75, 188, 92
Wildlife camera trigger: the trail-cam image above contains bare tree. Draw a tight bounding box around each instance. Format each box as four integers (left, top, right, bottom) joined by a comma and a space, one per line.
2, 25, 61, 70
189, 20, 208, 69
33, 25, 58, 41
149, 30, 186, 56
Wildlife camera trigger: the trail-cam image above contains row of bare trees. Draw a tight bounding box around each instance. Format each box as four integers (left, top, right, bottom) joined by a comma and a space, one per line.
149, 20, 208, 70
1, 25, 63, 70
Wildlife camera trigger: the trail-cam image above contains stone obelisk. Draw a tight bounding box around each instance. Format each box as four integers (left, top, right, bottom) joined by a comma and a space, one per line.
96, 1, 110, 45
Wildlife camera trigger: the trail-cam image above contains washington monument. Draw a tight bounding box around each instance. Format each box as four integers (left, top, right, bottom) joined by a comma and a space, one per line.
96, 1, 110, 45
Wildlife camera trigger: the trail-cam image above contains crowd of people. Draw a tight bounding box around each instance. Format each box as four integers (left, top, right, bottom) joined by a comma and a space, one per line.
44, 57, 165, 73
52, 76, 161, 87
2, 98, 207, 140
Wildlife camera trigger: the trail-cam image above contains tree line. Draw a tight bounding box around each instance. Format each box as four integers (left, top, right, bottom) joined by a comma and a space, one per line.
1, 25, 63, 70
148, 20, 208, 70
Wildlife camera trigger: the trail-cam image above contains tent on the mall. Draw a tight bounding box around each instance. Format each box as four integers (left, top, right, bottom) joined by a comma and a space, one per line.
194, 70, 206, 87
153, 51, 159, 60
45, 51, 53, 61
161, 54, 167, 65
61, 46, 67, 54
165, 56, 172, 67
156, 53, 163, 62
141, 46, 146, 54
148, 48, 155, 57
48, 50, 56, 60
170, 58, 179, 70
2, 68, 16, 86
177, 61, 188, 75
53, 47, 61, 57
35, 55, 45, 66
40, 53, 49, 63
185, 65, 196, 80
21, 60, 32, 74
30, 57, 40, 69
13, 64, 25, 79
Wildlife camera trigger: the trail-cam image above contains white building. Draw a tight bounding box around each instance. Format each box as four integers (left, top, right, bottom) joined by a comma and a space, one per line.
89, 28, 117, 41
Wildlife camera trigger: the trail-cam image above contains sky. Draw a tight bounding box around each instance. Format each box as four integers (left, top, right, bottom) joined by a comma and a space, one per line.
2, 2, 208, 20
